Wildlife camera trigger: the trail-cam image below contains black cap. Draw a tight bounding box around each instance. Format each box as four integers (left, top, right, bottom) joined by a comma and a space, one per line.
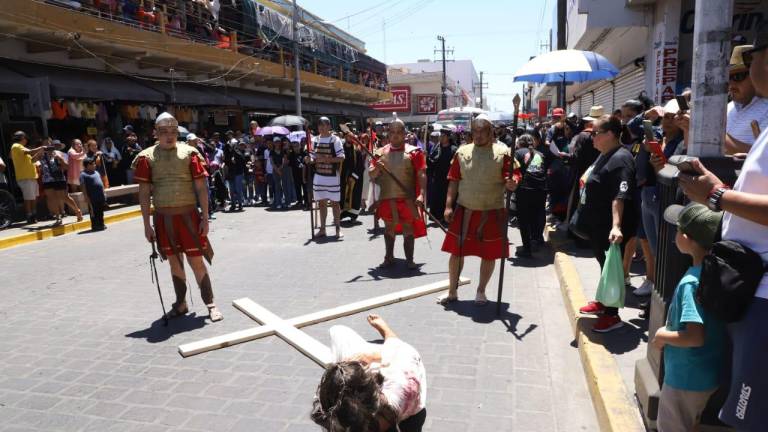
123, 125, 134, 133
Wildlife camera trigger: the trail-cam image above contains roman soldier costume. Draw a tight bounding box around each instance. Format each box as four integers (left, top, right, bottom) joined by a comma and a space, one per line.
440, 141, 517, 259
372, 143, 427, 238
369, 121, 427, 268
133, 112, 222, 322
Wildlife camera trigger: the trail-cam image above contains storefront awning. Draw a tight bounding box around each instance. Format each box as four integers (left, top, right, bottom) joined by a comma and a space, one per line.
5, 62, 166, 102
136, 81, 239, 106
230, 89, 290, 110
0, 65, 30, 95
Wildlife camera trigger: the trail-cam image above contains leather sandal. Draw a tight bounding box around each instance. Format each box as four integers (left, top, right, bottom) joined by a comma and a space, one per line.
474, 292, 488, 306
438, 293, 459, 305
207, 304, 223, 322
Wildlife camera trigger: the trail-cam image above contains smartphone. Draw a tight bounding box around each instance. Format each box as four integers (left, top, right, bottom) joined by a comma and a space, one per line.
647, 141, 666, 164
642, 120, 655, 142
667, 155, 699, 175
675, 94, 689, 112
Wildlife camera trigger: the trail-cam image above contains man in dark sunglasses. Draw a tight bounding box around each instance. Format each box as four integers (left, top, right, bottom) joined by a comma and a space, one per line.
725, 44, 768, 155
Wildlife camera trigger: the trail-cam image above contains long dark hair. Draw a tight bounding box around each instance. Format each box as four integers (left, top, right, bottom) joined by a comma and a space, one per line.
311, 361, 397, 432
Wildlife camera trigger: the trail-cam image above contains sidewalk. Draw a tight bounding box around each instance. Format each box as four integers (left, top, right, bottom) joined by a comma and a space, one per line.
0, 204, 142, 250
548, 226, 649, 431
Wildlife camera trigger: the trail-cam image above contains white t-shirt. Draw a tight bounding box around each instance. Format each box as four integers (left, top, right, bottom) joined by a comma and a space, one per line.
723, 127, 768, 298
726, 97, 768, 147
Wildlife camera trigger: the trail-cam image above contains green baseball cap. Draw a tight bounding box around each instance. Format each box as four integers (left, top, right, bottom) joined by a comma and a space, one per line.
663, 203, 722, 250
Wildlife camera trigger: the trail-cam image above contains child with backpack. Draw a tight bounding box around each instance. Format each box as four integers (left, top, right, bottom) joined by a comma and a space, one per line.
652, 203, 726, 432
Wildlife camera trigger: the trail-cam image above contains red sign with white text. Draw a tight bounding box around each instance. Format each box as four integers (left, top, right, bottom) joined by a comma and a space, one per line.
371, 86, 411, 112
416, 95, 438, 114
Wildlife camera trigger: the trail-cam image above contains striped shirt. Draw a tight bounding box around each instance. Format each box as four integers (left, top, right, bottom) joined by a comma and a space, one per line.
726, 97, 768, 146
311, 135, 345, 200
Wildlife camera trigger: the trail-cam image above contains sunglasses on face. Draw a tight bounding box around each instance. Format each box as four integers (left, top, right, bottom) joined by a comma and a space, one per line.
729, 71, 749, 82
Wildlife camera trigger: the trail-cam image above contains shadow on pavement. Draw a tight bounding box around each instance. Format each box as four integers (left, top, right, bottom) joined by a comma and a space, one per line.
343, 261, 449, 283
576, 315, 646, 354
442, 301, 538, 340
125, 313, 208, 343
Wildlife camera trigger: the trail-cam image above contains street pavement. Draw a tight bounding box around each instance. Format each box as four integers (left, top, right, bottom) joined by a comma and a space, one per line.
0, 206, 598, 431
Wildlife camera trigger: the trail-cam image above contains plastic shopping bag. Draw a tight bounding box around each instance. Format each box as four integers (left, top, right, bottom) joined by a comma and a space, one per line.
595, 243, 625, 308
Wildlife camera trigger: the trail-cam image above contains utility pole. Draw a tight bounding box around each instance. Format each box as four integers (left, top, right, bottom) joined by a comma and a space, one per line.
292, 0, 302, 116
435, 35, 453, 110
475, 71, 488, 109
382, 19, 387, 64
689, 0, 733, 156
556, 0, 567, 108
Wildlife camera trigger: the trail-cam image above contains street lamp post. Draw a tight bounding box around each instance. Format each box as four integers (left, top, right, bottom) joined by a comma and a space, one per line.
292, 0, 302, 116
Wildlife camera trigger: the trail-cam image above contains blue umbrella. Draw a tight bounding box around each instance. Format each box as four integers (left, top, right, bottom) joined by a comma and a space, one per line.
513, 49, 619, 83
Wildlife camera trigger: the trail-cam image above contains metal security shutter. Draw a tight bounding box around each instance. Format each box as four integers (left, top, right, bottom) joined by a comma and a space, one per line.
594, 82, 613, 113
614, 68, 647, 107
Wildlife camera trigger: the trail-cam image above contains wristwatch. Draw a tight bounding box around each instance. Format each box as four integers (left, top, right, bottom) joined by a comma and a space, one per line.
707, 185, 730, 211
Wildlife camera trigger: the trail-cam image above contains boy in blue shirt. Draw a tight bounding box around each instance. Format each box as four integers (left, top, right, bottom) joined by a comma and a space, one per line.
652, 203, 726, 432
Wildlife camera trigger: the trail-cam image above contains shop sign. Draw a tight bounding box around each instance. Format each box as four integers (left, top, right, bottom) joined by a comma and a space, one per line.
86, 127, 98, 136
370, 86, 411, 112
416, 95, 438, 114
655, 41, 678, 104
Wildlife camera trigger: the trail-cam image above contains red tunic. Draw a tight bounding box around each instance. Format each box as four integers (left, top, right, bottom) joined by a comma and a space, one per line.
134, 153, 210, 257
440, 154, 521, 259
371, 146, 427, 238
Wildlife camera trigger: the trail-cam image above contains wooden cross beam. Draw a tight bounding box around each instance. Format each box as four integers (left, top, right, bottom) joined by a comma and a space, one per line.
178, 277, 471, 360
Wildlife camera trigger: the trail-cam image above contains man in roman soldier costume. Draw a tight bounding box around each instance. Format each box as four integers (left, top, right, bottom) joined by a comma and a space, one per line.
369, 119, 427, 269
440, 114, 520, 306
133, 112, 223, 322
311, 117, 346, 238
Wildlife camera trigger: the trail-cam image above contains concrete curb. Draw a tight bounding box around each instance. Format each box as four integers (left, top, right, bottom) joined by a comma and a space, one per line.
0, 208, 142, 251
549, 230, 647, 432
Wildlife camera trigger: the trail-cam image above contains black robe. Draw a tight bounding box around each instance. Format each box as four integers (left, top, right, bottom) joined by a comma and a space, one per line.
427, 143, 456, 222
340, 143, 365, 219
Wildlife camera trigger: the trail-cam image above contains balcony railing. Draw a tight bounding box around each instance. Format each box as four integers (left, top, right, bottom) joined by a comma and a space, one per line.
40, 0, 389, 92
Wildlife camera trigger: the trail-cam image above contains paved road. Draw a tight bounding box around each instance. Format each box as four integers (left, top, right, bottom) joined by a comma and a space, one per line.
0, 206, 597, 431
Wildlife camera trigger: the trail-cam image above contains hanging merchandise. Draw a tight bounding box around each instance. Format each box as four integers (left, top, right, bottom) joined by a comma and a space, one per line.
51, 100, 68, 120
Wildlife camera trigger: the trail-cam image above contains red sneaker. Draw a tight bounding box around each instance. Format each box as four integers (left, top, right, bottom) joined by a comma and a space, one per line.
579, 301, 605, 315
592, 315, 624, 333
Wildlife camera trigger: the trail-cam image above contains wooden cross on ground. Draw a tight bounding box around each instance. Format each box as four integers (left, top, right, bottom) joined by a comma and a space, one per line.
178, 277, 471, 367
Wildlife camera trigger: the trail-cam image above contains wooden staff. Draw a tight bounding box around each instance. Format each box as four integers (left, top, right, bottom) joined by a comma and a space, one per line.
306, 126, 316, 239
497, 93, 521, 316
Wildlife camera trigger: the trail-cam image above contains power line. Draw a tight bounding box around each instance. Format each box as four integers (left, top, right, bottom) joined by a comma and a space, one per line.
344, 0, 410, 31
329, 0, 392, 23
356, 0, 434, 38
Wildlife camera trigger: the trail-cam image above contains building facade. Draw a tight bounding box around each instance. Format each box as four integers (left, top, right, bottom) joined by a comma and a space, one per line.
532, 0, 767, 117
0, 0, 390, 168
370, 60, 479, 125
